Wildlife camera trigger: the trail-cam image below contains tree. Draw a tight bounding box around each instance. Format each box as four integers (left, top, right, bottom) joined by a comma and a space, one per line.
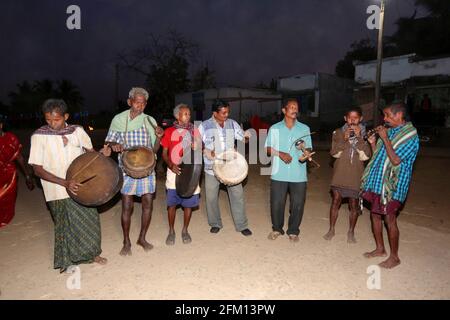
335, 39, 378, 79
191, 64, 216, 91
8, 79, 84, 115
389, 0, 450, 57
55, 79, 84, 113
118, 29, 199, 114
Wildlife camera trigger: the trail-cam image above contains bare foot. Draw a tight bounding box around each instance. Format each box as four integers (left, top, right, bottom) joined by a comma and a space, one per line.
137, 239, 154, 251
94, 256, 108, 265
323, 229, 335, 240
119, 243, 132, 256
379, 256, 401, 269
363, 249, 387, 258
347, 231, 357, 244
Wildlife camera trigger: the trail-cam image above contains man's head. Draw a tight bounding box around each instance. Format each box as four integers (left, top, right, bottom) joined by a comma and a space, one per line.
383, 100, 407, 128
282, 99, 299, 120
173, 103, 191, 124
212, 99, 230, 123
127, 87, 149, 116
344, 106, 363, 127
42, 99, 69, 131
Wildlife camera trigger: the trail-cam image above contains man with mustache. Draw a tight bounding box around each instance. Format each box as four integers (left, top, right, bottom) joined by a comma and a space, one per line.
265, 99, 314, 242
361, 101, 419, 269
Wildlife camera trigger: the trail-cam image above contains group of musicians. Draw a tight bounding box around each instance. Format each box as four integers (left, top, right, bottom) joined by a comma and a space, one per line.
0, 86, 419, 272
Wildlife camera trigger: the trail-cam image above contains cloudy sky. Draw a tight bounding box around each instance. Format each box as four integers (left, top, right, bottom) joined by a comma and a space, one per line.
0, 0, 424, 112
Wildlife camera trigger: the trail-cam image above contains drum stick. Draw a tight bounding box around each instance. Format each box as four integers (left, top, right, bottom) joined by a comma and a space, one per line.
79, 174, 97, 185
71, 153, 101, 179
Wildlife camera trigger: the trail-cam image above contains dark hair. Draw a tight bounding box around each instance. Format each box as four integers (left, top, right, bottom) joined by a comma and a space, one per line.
211, 99, 229, 112
41, 99, 68, 115
385, 100, 409, 120
282, 98, 299, 109
345, 106, 362, 117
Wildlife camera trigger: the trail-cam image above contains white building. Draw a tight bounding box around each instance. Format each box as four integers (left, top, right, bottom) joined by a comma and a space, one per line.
175, 87, 282, 122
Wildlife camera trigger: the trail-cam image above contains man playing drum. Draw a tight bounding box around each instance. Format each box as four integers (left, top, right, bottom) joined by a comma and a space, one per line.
105, 87, 164, 256
264, 99, 314, 242
198, 99, 253, 236
29, 99, 109, 273
161, 104, 202, 245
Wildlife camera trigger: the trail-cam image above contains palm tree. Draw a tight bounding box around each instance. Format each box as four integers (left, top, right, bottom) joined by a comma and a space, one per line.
55, 79, 84, 113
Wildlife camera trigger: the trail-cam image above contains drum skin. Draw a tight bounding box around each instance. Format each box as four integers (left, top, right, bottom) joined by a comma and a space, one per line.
66, 152, 123, 207
122, 146, 155, 178
176, 151, 202, 198
213, 150, 248, 186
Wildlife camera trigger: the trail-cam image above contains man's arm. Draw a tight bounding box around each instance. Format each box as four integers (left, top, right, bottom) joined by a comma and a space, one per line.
15, 153, 35, 190
32, 165, 81, 195
377, 126, 401, 166
330, 130, 346, 158
266, 147, 292, 164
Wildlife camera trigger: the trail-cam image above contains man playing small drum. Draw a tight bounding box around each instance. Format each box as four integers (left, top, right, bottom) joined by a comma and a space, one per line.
105, 87, 164, 256
265, 99, 314, 242
198, 99, 252, 236
161, 104, 202, 245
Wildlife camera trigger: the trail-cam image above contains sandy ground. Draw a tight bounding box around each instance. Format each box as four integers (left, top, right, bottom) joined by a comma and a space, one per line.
1, 135, 450, 299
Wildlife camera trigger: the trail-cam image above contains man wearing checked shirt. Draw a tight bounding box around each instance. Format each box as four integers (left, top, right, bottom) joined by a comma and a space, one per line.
265, 99, 314, 242
199, 100, 253, 236
361, 101, 419, 269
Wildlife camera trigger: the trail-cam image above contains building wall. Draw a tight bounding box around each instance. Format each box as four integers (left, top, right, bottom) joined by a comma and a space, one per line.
175, 88, 281, 122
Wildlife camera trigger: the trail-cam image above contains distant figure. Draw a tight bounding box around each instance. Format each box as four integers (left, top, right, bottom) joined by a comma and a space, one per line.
249, 115, 270, 132
421, 94, 432, 112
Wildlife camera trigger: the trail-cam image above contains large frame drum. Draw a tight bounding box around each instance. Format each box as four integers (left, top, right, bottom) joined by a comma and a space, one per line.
66, 152, 123, 206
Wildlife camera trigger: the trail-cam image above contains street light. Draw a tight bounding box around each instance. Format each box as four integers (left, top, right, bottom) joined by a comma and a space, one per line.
374, 0, 386, 126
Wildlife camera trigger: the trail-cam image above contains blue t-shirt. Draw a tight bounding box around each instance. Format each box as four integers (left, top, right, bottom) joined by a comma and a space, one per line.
264, 120, 312, 183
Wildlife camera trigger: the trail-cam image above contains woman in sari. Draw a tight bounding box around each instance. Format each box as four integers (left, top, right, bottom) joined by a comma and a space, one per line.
0, 115, 35, 228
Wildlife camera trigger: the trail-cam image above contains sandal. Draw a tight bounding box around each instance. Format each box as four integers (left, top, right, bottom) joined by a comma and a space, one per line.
165, 232, 176, 246
268, 231, 281, 240
182, 232, 192, 244
288, 234, 299, 242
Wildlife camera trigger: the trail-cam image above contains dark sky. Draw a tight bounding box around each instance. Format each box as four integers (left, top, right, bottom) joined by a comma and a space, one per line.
1, 0, 424, 113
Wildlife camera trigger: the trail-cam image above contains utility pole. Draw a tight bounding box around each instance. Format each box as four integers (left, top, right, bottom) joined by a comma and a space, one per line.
114, 63, 120, 111
374, 0, 386, 126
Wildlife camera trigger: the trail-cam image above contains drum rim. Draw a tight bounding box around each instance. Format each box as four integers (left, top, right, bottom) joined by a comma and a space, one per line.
212, 150, 248, 186
66, 152, 123, 207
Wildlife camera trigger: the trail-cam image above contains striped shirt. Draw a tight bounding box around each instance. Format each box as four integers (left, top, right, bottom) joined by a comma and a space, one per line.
362, 125, 419, 203
198, 117, 245, 175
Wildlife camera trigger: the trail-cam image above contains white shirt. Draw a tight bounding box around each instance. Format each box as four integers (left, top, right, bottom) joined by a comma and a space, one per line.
28, 127, 93, 202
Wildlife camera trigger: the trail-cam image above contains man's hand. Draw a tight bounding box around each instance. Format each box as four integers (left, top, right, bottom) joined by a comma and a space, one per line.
377, 125, 388, 141
99, 145, 111, 157
66, 179, 82, 195
278, 151, 293, 164
110, 143, 124, 153
155, 126, 164, 139
353, 125, 362, 137
25, 176, 35, 191
169, 162, 181, 175
204, 149, 215, 160
299, 150, 316, 162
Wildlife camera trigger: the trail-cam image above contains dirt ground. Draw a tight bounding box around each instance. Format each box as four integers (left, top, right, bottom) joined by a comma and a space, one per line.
1, 130, 449, 300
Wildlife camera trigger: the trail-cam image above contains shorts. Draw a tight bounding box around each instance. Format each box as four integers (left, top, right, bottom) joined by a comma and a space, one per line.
166, 189, 199, 208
